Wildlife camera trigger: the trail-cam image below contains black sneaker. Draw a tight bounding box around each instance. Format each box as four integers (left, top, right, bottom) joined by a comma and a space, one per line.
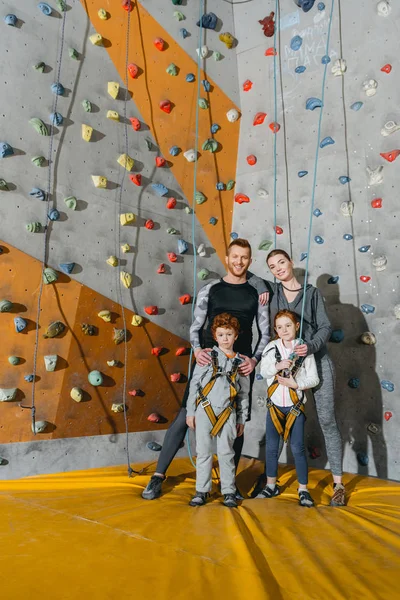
141, 475, 164, 500
250, 473, 267, 498
298, 490, 315, 507
189, 491, 209, 507
235, 486, 245, 501
223, 493, 238, 508
255, 484, 281, 499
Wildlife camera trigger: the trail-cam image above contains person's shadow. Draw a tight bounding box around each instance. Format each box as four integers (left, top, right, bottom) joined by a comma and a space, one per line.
305, 273, 388, 479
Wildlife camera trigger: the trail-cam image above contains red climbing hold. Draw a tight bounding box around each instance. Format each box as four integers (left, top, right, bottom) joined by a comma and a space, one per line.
122, 0, 133, 12
247, 155, 257, 166
234, 193, 250, 204
275, 226, 283, 235
145, 219, 154, 230
151, 347, 163, 356
253, 112, 267, 126
166, 197, 177, 209
384, 411, 393, 421
128, 63, 139, 79
145, 306, 159, 315
259, 12, 275, 37
175, 347, 188, 356
155, 156, 166, 167
160, 100, 172, 113
179, 294, 191, 305
360, 275, 371, 283
265, 47, 277, 56
170, 373, 181, 383
381, 64, 392, 74
157, 263, 166, 274
147, 412, 162, 423
371, 198, 382, 208
154, 37, 165, 51
243, 80, 253, 92
168, 252, 177, 262
380, 149, 400, 163
129, 117, 141, 131
129, 173, 141, 186
269, 122, 280, 133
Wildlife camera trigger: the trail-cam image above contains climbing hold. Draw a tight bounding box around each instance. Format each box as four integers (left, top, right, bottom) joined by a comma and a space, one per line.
154, 38, 165, 51
372, 255, 387, 271
216, 182, 225, 191
144, 306, 158, 315
186, 73, 195, 83
384, 412, 393, 421
195, 191, 206, 204
89, 33, 103, 46
252, 111, 266, 125
145, 219, 154, 230
211, 123, 220, 134
120, 213, 136, 226
178, 239, 188, 254
362, 79, 378, 97
314, 236, 324, 244
44, 354, 58, 371
29, 118, 48, 136
0, 179, 8, 191
226, 180, 235, 190
8, 356, 20, 366
170, 373, 181, 383
179, 294, 191, 305
202, 139, 218, 153
357, 452, 369, 467
243, 80, 253, 92
127, 64, 139, 80
197, 12, 217, 29
321, 55, 331, 64
70, 387, 84, 403
209, 217, 218, 225
197, 46, 210, 59
38, 3, 53, 16
157, 264, 166, 274
381, 121, 400, 136
330, 330, 344, 343
348, 377, 360, 389
183, 149, 197, 162
166, 63, 178, 76
148, 413, 163, 423
33, 62, 46, 72
166, 198, 177, 209
31, 156, 46, 167
113, 328, 127, 345
32, 421, 49, 434
168, 252, 177, 262
111, 403, 124, 414
26, 222, 42, 233
381, 380, 394, 392
202, 80, 211, 93
4, 14, 18, 26
129, 174, 141, 186
377, 1, 391, 16
59, 263, 74, 274
380, 150, 400, 163
184, 206, 192, 214
258, 240, 273, 252
43, 267, 58, 285
306, 97, 323, 110
360, 275, 371, 283
122, 0, 134, 12
327, 276, 339, 284
367, 166, 384, 186
51, 82, 65, 96
234, 193, 250, 204
331, 59, 347, 76
98, 8, 108, 19
320, 136, 335, 148
106, 110, 120, 121
43, 320, 65, 338
121, 243, 130, 253
381, 63, 392, 74
0, 142, 14, 158
30, 188, 46, 201
318, 2, 325, 8
360, 332, 376, 345
82, 124, 93, 142
0, 300, 13, 313
56, 0, 67, 9
197, 244, 206, 257
147, 441, 162, 452
106, 256, 118, 267
290, 35, 303, 51
98, 310, 111, 322
259, 13, 275, 37
69, 48, 79, 60
313, 209, 322, 217
361, 304, 375, 315
371, 198, 382, 208
295, 0, 316, 11
358, 245, 371, 253
257, 189, 269, 200
350, 101, 363, 111
247, 155, 257, 166
173, 11, 185, 21
180, 28, 189, 39
24, 374, 34, 383
88, 370, 103, 386
298, 171, 308, 178
295, 66, 306, 74
172, 0, 183, 5
300, 253, 308, 261
343, 234, 353, 241
339, 176, 351, 184
131, 314, 143, 326
117, 153, 134, 171
265, 47, 277, 56
198, 269, 210, 280
82, 99, 92, 112
219, 33, 235, 49
340, 201, 354, 217
50, 112, 63, 126
394, 305, 400, 319
64, 196, 77, 210
169, 146, 180, 156
198, 98, 209, 110
91, 176, 107, 188
230, 233, 239, 240
0, 388, 18, 402
226, 109, 240, 123
14, 317, 27, 333
269, 122, 280, 133
167, 227, 177, 235
155, 157, 166, 168
159, 100, 172, 114
81, 324, 96, 336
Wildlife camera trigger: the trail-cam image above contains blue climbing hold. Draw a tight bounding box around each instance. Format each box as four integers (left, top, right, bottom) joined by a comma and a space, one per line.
230, 232, 239, 240
59, 263, 75, 274
51, 82, 65, 95
306, 97, 323, 110
255, 374, 263, 381
361, 304, 375, 315
197, 12, 217, 30
0, 142, 14, 158
30, 188, 46, 201
359, 245, 371, 253
294, 0, 316, 12
179, 28, 189, 39
4, 14, 18, 26
315, 236, 324, 244
300, 252, 308, 261
202, 80, 211, 92
169, 146, 180, 156
50, 112, 63, 126
216, 182, 225, 191
339, 176, 351, 184
350, 101, 363, 111
290, 35, 303, 51
38, 3, 53, 16
48, 209, 60, 221
330, 329, 344, 343
298, 170, 308, 178
348, 377, 360, 389
320, 136, 335, 148
209, 217, 217, 225
343, 234, 353, 241
152, 183, 168, 197
211, 123, 220, 134
357, 452, 369, 466
147, 441, 162, 452
186, 73, 195, 82
14, 317, 27, 333
295, 66, 306, 74
321, 55, 331, 64
327, 276, 339, 284
313, 209, 322, 217
318, 2, 325, 9
381, 380, 394, 392
24, 374, 35, 382
178, 239, 188, 254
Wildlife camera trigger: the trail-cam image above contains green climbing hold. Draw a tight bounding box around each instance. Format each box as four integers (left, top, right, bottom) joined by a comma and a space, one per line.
56, 0, 67, 11
31, 156, 46, 167
26, 222, 42, 233
198, 98, 209, 109
88, 370, 103, 386
64, 196, 77, 210
8, 356, 20, 366
173, 11, 185, 20
258, 240, 273, 251
0, 179, 9, 191
82, 99, 92, 112
166, 63, 178, 76
213, 51, 222, 61
29, 118, 48, 136
0, 300, 13, 313
202, 139, 218, 152
69, 48, 79, 60
43, 267, 58, 284
226, 180, 235, 191
172, 0, 182, 4
198, 268, 210, 280
167, 227, 178, 235
33, 62, 46, 72
195, 191, 207, 204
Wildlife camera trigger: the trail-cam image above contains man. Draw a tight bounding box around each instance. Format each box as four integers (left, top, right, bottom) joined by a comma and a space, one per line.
142, 238, 270, 500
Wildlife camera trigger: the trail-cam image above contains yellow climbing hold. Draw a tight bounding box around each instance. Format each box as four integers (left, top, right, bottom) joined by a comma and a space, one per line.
98, 8, 108, 19
121, 243, 131, 253
108, 82, 120, 99
117, 153, 134, 171
70, 387, 84, 403
91, 175, 107, 188
89, 33, 103, 45
98, 310, 111, 322
120, 213, 136, 226
111, 403, 124, 413
219, 32, 235, 49
106, 256, 118, 267
120, 271, 132, 289
131, 314, 143, 326
106, 110, 120, 121
82, 124, 93, 141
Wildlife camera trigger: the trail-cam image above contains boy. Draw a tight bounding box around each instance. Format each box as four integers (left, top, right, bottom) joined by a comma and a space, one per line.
186, 313, 250, 508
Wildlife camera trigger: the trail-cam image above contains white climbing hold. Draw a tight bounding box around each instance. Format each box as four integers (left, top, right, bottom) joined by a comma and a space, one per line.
377, 0, 391, 16
32, 420, 49, 434
360, 332, 376, 345
89, 33, 103, 45
98, 8, 108, 20
372, 255, 387, 271
117, 153, 134, 171
82, 124, 93, 141
108, 82, 120, 99
196, 45, 209, 59
0, 388, 17, 402
226, 109, 240, 123
362, 79, 378, 97
44, 355, 58, 372
197, 243, 206, 257
340, 201, 354, 217
70, 387, 84, 402
183, 149, 197, 162
366, 166, 384, 186
257, 188, 269, 200
331, 59, 347, 76
92, 175, 107, 188
381, 121, 400, 136
394, 304, 400, 319
106, 110, 119, 121
111, 403, 124, 413
98, 310, 111, 322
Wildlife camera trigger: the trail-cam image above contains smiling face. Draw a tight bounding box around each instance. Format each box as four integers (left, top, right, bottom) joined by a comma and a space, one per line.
214, 327, 237, 352
275, 316, 299, 342
225, 244, 252, 278
267, 253, 294, 281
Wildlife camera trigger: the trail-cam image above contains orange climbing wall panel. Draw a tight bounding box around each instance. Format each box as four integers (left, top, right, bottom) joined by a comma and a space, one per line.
81, 0, 240, 262
0, 241, 189, 443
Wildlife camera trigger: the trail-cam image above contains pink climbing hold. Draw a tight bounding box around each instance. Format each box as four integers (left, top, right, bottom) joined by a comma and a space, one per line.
155, 156, 166, 167
170, 373, 181, 383
151, 347, 163, 356
380, 149, 400, 163
122, 0, 133, 12
275, 226, 283, 235
154, 37, 165, 51
130, 117, 141, 131
269, 122, 280, 133
160, 100, 172, 113
157, 263, 166, 274
168, 252, 177, 262
243, 80, 253, 92
129, 174, 141, 186
384, 411, 392, 421
247, 155, 257, 166
175, 347, 188, 356
145, 306, 159, 315
179, 294, 191, 305
128, 64, 139, 79
234, 193, 250, 204
166, 197, 177, 209
381, 64, 392, 74
360, 275, 371, 283
145, 219, 154, 230
265, 47, 277, 56
253, 112, 267, 126
128, 389, 142, 396
259, 12, 275, 37
147, 412, 162, 423
371, 198, 383, 208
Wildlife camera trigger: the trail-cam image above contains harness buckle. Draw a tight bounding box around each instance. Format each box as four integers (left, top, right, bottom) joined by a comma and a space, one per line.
201, 399, 211, 408
290, 405, 301, 417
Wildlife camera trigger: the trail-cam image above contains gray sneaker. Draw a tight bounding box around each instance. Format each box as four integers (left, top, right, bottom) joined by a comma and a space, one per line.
189, 491, 209, 507
255, 484, 281, 499
141, 475, 164, 500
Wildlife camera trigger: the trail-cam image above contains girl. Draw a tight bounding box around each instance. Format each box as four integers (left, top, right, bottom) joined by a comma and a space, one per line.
258, 310, 319, 507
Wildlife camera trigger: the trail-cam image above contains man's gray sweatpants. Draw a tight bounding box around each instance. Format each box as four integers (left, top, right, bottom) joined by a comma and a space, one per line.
195, 407, 237, 495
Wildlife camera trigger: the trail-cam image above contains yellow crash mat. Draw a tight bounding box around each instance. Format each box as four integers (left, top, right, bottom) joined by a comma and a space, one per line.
0, 457, 399, 600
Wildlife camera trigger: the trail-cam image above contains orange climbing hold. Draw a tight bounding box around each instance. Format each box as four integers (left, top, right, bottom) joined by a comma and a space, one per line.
170, 373, 181, 383
130, 117, 141, 131
253, 112, 267, 126
160, 100, 172, 113
166, 197, 177, 209
154, 37, 165, 51
175, 347, 188, 356
269, 122, 281, 133
128, 63, 139, 79
384, 411, 393, 421
157, 264, 166, 274
265, 47, 277, 56
168, 252, 177, 262
145, 219, 154, 230
243, 80, 253, 92
275, 226, 283, 235
247, 155, 257, 166
381, 64, 392, 74
179, 294, 191, 305
234, 193, 250, 204
151, 347, 163, 356
380, 150, 400, 163
145, 306, 159, 315
156, 157, 166, 167
360, 276, 371, 283
129, 174, 141, 186
371, 198, 382, 208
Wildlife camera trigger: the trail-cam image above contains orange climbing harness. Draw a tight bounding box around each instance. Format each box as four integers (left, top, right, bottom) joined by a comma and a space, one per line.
195, 351, 241, 437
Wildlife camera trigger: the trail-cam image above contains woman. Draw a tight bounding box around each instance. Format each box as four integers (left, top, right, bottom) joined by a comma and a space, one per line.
257, 249, 345, 506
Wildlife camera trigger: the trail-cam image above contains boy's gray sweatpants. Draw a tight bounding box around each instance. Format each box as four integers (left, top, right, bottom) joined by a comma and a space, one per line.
195, 407, 237, 495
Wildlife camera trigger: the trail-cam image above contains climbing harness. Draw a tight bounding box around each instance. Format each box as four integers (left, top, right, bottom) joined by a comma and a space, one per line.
195, 351, 242, 437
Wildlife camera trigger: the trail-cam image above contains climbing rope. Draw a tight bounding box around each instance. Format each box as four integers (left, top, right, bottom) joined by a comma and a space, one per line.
298, 0, 335, 341
272, 0, 280, 249
28, 6, 68, 434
